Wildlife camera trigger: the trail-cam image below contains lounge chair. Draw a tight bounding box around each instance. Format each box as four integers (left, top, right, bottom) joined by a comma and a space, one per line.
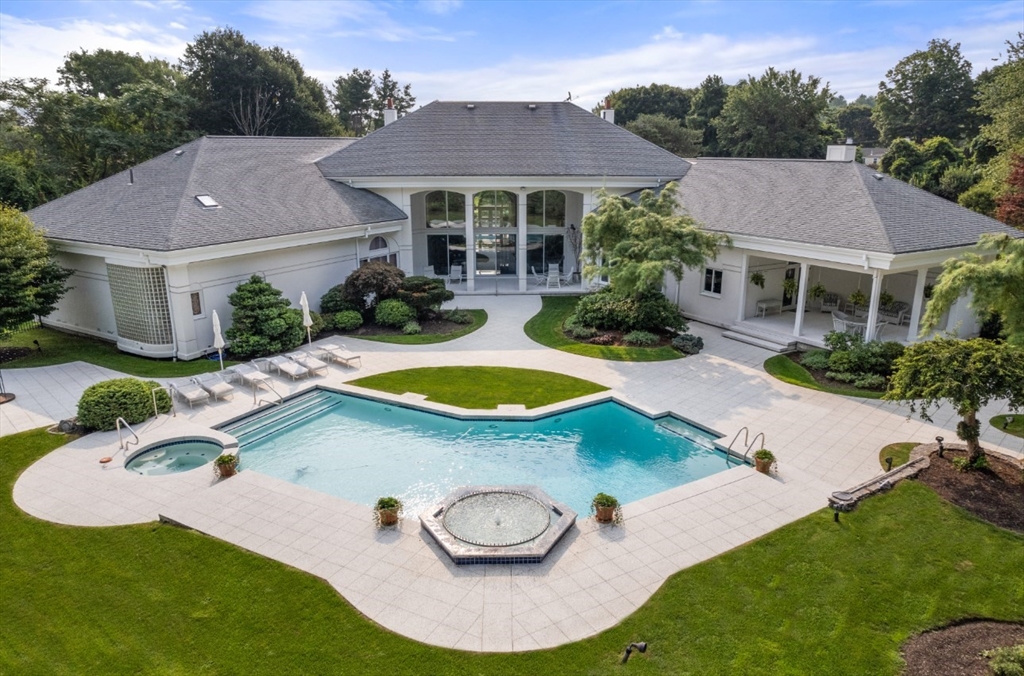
288, 351, 329, 376
227, 363, 272, 390
546, 267, 561, 289
447, 264, 462, 286
192, 372, 235, 400
169, 381, 210, 409
317, 343, 362, 368
266, 355, 310, 380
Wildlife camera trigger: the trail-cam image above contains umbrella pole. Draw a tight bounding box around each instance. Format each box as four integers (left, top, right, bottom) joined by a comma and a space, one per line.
307, 327, 312, 345
218, 349, 224, 372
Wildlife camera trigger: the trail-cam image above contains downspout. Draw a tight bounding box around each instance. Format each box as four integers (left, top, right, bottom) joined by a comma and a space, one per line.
162, 265, 179, 361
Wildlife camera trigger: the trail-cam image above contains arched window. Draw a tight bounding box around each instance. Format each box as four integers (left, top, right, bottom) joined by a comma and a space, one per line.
526, 191, 565, 227
425, 191, 466, 228
360, 236, 397, 267
473, 190, 516, 228
369, 236, 388, 250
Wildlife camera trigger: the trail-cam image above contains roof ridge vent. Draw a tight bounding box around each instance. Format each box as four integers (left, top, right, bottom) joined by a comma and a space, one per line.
528, 104, 537, 110
466, 103, 475, 110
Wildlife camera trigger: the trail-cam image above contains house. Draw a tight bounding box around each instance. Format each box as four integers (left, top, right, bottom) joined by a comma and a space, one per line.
28, 101, 1020, 359
862, 147, 888, 168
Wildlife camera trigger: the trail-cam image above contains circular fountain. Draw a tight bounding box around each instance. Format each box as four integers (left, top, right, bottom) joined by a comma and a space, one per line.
420, 485, 576, 565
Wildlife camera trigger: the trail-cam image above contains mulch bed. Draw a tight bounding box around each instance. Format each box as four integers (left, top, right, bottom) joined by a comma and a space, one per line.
0, 346, 32, 364
902, 620, 1024, 676
786, 351, 886, 393
916, 449, 1024, 533
568, 328, 675, 348
343, 318, 468, 338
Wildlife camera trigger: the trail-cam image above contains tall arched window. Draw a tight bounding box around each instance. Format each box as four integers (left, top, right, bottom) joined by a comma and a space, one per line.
425, 191, 465, 228
360, 236, 397, 267
473, 190, 516, 228
526, 191, 565, 227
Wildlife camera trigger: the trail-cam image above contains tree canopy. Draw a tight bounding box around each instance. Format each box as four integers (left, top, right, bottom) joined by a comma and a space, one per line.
714, 68, 834, 158
581, 181, 728, 295
332, 68, 375, 136
836, 104, 880, 146
0, 205, 72, 333
879, 137, 977, 202
625, 113, 702, 157
873, 39, 978, 143
597, 83, 692, 127
57, 49, 180, 98
921, 233, 1024, 345
884, 338, 1024, 461
685, 75, 730, 156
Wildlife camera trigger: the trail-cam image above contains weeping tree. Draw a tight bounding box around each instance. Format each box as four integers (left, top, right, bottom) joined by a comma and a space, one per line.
581, 181, 729, 296
884, 337, 1024, 463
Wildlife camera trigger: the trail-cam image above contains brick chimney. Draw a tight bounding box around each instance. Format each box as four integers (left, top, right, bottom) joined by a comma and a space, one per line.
599, 98, 615, 125
383, 97, 398, 126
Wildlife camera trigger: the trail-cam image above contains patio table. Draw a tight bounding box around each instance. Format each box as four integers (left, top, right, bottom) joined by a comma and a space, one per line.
755, 298, 784, 318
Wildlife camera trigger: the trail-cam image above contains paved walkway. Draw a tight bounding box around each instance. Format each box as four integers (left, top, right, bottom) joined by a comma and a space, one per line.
6, 296, 1023, 651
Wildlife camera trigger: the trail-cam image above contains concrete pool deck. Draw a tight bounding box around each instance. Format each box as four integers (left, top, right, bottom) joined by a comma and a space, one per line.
6, 295, 1023, 651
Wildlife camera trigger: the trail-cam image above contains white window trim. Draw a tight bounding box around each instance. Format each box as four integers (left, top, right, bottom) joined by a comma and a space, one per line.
701, 267, 724, 298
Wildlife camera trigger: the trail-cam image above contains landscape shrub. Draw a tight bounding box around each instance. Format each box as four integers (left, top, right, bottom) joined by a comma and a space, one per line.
401, 321, 422, 335
563, 315, 598, 340
589, 333, 616, 345
983, 643, 1024, 676
443, 308, 474, 325
290, 309, 325, 338
225, 275, 304, 359
671, 333, 704, 355
800, 349, 832, 370
622, 330, 660, 346
319, 284, 359, 315
332, 310, 363, 332
342, 261, 405, 311
397, 276, 454, 319
823, 330, 860, 352
77, 378, 171, 431
375, 299, 415, 327
571, 288, 685, 333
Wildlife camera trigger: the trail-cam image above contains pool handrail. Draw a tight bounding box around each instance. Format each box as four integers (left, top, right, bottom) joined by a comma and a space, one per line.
744, 432, 766, 462
116, 417, 140, 451
725, 427, 750, 455
151, 385, 176, 419
254, 380, 283, 406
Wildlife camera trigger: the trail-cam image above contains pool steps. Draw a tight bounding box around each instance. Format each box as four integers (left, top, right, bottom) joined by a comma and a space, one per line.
219, 390, 343, 447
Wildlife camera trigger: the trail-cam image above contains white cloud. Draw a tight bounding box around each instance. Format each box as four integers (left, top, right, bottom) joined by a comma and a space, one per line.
169, 21, 187, 30
653, 26, 683, 41
0, 14, 188, 82
245, 0, 463, 42
418, 0, 462, 15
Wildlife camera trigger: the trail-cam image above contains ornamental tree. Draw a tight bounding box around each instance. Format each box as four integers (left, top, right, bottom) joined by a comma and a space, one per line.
225, 275, 304, 359
921, 233, 1024, 345
581, 181, 728, 296
995, 154, 1024, 228
0, 204, 72, 333
884, 338, 1024, 463
625, 113, 702, 157
342, 261, 405, 312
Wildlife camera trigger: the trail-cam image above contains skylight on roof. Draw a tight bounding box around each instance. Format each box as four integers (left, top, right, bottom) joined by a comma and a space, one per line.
195, 195, 220, 208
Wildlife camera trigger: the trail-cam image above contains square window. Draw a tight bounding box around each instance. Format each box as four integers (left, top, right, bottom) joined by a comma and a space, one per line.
703, 268, 723, 296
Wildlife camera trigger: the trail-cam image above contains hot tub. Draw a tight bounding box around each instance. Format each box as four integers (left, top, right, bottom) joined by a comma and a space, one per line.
125, 439, 223, 476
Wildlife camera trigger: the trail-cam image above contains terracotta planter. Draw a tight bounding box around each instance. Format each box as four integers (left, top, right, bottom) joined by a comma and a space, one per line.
595, 505, 616, 523
755, 457, 773, 474
217, 463, 237, 479
378, 508, 399, 526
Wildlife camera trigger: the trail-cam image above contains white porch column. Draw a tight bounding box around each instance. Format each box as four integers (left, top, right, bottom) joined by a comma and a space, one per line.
464, 191, 475, 292
865, 269, 883, 340
517, 192, 528, 291
793, 262, 810, 337
737, 252, 749, 322
907, 267, 929, 342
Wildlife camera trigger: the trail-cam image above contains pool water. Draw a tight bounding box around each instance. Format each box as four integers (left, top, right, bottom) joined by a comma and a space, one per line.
126, 439, 223, 476
224, 389, 734, 515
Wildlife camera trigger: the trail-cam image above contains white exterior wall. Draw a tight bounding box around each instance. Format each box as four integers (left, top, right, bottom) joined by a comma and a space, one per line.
43, 252, 118, 341
672, 247, 745, 328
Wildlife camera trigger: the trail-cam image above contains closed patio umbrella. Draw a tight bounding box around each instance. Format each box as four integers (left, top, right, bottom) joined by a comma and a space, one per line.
300, 292, 313, 345
211, 309, 226, 371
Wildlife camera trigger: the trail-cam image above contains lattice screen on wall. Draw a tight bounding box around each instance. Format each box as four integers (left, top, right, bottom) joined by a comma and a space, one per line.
106, 264, 173, 345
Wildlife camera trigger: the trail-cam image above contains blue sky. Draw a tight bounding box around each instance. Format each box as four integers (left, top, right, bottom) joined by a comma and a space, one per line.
1, 1, 1021, 109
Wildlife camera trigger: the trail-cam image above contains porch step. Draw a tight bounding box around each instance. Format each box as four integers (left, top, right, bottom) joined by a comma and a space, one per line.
722, 327, 796, 353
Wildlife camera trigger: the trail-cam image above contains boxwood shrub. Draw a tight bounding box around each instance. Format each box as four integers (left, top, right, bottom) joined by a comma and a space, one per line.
671, 333, 704, 355
401, 320, 422, 335
332, 310, 364, 332
622, 330, 660, 346
77, 378, 172, 431
571, 288, 685, 333
375, 298, 416, 327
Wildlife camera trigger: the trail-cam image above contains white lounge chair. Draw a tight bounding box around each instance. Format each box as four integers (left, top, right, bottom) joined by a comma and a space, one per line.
169, 381, 210, 409
317, 343, 362, 368
546, 267, 561, 289
266, 355, 310, 380
227, 363, 272, 390
288, 351, 329, 376
192, 372, 235, 400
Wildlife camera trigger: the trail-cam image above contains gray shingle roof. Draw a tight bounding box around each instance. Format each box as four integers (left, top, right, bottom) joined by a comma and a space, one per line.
316, 101, 692, 178
673, 158, 1021, 254
29, 136, 407, 252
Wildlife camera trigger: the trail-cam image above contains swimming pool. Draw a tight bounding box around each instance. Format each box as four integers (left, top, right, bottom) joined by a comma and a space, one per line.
221, 389, 736, 515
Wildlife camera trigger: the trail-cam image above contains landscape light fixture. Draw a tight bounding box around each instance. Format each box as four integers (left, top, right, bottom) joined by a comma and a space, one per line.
1004, 416, 1014, 430
935, 436, 945, 457
621, 642, 647, 663
885, 456, 893, 471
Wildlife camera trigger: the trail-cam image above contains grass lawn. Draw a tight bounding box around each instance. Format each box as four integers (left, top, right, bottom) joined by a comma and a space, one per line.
523, 296, 681, 362
349, 366, 607, 408
879, 442, 924, 469
2, 429, 1022, 675
1, 327, 235, 377
990, 414, 1024, 439
343, 310, 487, 345
763, 354, 886, 400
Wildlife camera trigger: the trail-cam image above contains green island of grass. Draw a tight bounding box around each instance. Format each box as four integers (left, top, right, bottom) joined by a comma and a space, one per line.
2, 427, 1021, 674
342, 309, 487, 345
763, 354, 886, 399
990, 414, 1024, 439
349, 365, 607, 408
878, 442, 924, 469
523, 296, 681, 362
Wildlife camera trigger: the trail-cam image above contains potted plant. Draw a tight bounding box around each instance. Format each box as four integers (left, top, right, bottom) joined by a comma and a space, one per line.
375, 496, 403, 526
848, 289, 868, 310
592, 492, 619, 524
878, 290, 895, 307
753, 449, 776, 475
214, 453, 239, 479
749, 271, 766, 289
808, 282, 827, 301
782, 277, 799, 298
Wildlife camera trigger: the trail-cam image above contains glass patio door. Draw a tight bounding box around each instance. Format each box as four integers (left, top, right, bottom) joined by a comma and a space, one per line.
474, 233, 516, 276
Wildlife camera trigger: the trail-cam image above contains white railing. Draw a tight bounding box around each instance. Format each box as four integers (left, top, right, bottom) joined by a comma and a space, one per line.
151, 385, 176, 419
116, 417, 140, 451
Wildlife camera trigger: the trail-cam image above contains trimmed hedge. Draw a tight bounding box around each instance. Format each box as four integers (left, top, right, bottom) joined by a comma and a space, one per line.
571, 288, 686, 333
375, 299, 415, 327
332, 310, 364, 331
77, 378, 172, 431
397, 276, 454, 319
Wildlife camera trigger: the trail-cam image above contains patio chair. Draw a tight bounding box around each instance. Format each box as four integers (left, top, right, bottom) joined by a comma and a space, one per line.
266, 355, 310, 380
820, 292, 841, 313
560, 265, 576, 286
169, 381, 210, 409
288, 351, 329, 376
878, 300, 910, 325
421, 266, 438, 279
447, 264, 462, 286
530, 265, 546, 286
317, 343, 362, 368
546, 267, 561, 289
192, 372, 235, 401
831, 310, 849, 333
227, 362, 272, 390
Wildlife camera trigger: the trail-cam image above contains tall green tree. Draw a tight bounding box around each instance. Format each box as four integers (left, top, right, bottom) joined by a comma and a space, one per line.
224, 275, 304, 359
581, 181, 728, 295
0, 205, 72, 333
332, 68, 374, 135
686, 75, 730, 156
57, 49, 180, 98
921, 233, 1024, 345
885, 338, 1024, 463
372, 69, 415, 129
715, 68, 834, 158
596, 83, 692, 127
879, 136, 976, 201
873, 39, 978, 143
180, 28, 339, 136
837, 104, 880, 145
625, 113, 702, 157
